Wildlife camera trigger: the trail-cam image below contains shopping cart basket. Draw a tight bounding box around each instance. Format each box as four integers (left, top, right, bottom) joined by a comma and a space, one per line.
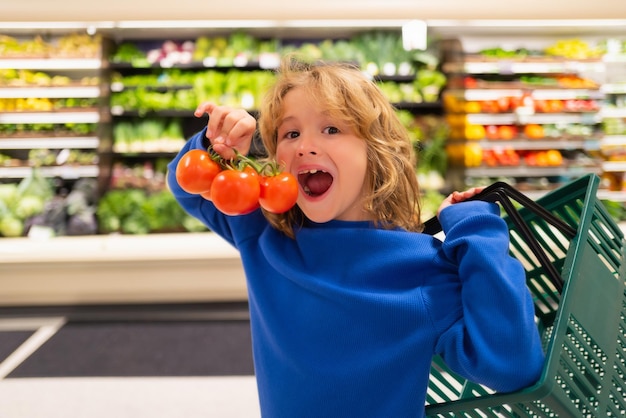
422, 173, 626, 417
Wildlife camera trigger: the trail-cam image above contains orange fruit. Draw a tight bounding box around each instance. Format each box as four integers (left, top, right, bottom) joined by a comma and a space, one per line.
524, 124, 544, 139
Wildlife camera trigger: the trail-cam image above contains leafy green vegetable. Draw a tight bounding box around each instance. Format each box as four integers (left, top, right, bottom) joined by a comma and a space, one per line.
0, 215, 23, 237
97, 188, 207, 234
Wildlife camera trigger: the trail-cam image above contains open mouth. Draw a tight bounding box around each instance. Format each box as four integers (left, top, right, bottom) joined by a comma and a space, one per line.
298, 169, 333, 197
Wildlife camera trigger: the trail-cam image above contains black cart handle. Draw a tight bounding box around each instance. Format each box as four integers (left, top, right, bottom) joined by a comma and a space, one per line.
422, 182, 577, 292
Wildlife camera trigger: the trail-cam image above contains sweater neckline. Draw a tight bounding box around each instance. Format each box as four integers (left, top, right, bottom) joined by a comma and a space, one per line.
304, 219, 375, 229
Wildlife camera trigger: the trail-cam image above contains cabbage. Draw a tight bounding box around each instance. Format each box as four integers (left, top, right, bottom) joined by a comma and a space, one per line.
14, 195, 45, 220
16, 168, 53, 201
0, 215, 23, 237
0, 184, 18, 206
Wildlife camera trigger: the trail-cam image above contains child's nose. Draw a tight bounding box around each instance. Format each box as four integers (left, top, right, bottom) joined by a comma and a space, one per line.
297, 135, 319, 156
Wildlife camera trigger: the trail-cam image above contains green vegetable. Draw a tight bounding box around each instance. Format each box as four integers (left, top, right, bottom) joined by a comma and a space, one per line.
0, 184, 18, 206
0, 215, 23, 237
97, 188, 206, 234
14, 195, 45, 220
414, 69, 447, 102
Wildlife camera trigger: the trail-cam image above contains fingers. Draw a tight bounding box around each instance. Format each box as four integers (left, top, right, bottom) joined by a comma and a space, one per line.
194, 101, 215, 118
436, 186, 486, 217
449, 186, 485, 204
195, 102, 256, 159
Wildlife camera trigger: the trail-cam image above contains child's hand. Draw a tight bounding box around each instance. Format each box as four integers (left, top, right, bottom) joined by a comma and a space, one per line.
195, 101, 256, 160
437, 187, 485, 218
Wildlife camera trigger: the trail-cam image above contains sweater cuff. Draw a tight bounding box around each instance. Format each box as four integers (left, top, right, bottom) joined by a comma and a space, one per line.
439, 200, 500, 231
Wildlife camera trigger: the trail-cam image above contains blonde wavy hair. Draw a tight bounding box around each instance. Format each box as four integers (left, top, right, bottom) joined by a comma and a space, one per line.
258, 57, 422, 237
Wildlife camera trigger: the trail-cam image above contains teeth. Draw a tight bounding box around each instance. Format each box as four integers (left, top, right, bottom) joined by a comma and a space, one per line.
299, 169, 321, 174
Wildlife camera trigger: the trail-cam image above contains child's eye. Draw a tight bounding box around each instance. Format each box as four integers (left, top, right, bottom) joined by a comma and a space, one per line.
323, 126, 340, 135
282, 130, 299, 140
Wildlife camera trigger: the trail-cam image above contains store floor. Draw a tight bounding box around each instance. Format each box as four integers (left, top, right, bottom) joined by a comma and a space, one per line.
0, 302, 261, 418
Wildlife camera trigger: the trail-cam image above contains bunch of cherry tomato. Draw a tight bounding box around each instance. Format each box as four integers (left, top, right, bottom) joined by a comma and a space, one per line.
175, 148, 298, 216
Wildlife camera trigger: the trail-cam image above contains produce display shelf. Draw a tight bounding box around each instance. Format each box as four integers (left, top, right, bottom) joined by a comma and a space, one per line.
0, 231, 236, 264
0, 86, 101, 99
475, 139, 599, 151
0, 136, 99, 150
531, 89, 603, 100
465, 112, 600, 125
449, 88, 601, 101
0, 232, 247, 306
598, 190, 626, 201
0, 165, 99, 179
602, 135, 626, 146
0, 111, 100, 124
465, 165, 602, 178
600, 83, 626, 94
0, 58, 102, 70
600, 107, 626, 118
445, 60, 605, 75
602, 161, 626, 172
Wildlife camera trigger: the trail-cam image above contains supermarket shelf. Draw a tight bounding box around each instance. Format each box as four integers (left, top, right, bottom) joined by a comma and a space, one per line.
0, 165, 99, 179
531, 89, 603, 100
449, 88, 602, 101
0, 111, 100, 124
0, 58, 102, 70
465, 165, 601, 177
0, 232, 246, 306
525, 189, 626, 202
601, 107, 626, 119
602, 135, 626, 146
598, 190, 626, 202
603, 161, 626, 172
445, 60, 605, 75
465, 112, 600, 125
477, 138, 600, 151
0, 86, 101, 99
0, 136, 99, 150
2, 220, 626, 306
601, 83, 626, 94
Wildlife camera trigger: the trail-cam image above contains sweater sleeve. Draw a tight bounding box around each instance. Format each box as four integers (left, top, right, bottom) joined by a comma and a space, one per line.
166, 128, 264, 248
433, 200, 545, 393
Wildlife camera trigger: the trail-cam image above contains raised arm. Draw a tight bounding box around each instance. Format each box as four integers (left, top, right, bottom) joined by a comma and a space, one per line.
433, 201, 545, 392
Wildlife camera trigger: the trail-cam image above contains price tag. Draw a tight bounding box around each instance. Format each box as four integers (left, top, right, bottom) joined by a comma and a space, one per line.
28, 225, 55, 240
498, 60, 514, 75
233, 55, 248, 68
110, 82, 124, 92
259, 53, 280, 69
203, 57, 217, 68
240, 93, 254, 110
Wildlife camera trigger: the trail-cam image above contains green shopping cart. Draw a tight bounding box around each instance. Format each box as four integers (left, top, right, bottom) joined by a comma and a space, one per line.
422, 173, 626, 417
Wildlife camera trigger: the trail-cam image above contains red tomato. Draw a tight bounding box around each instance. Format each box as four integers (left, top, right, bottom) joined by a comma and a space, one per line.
485, 125, 500, 140
210, 169, 261, 216
259, 173, 299, 214
176, 149, 221, 194
496, 96, 511, 113
200, 190, 212, 201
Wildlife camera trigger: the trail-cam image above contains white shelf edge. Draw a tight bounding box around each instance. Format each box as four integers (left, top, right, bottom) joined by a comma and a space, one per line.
603, 161, 626, 172
0, 111, 100, 124
0, 86, 101, 99
0, 137, 99, 149
601, 135, 626, 147
0, 165, 99, 179
0, 58, 102, 70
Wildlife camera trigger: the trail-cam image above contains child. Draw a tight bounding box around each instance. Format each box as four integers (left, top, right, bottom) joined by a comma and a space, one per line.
167, 58, 544, 417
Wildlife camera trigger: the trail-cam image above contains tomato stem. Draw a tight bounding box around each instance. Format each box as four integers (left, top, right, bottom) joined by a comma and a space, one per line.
205, 145, 284, 176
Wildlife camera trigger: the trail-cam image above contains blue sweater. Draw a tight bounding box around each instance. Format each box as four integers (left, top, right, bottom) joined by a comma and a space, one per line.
167, 129, 545, 417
